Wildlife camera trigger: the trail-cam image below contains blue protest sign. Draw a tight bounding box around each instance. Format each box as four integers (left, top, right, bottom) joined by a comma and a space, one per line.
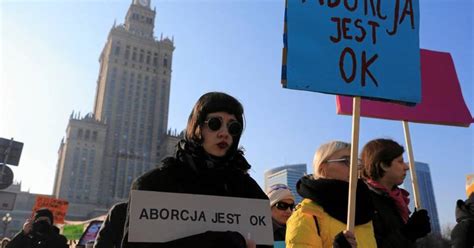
282, 0, 421, 105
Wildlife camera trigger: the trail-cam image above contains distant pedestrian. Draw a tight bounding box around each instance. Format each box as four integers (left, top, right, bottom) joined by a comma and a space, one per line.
94, 201, 127, 248
361, 138, 431, 248
266, 184, 295, 241
451, 193, 474, 248
7, 208, 68, 248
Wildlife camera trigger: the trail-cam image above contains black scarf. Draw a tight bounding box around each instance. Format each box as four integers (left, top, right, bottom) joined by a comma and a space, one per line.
172, 139, 252, 195
176, 139, 250, 171
297, 175, 374, 225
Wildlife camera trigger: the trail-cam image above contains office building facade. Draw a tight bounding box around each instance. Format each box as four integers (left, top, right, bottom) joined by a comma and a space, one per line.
264, 164, 307, 204
403, 161, 441, 234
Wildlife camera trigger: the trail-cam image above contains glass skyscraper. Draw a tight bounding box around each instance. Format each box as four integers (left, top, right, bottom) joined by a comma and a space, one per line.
264, 164, 307, 204
402, 161, 441, 234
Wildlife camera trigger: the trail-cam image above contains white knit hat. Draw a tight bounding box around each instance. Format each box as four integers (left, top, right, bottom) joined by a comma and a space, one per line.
266, 184, 295, 206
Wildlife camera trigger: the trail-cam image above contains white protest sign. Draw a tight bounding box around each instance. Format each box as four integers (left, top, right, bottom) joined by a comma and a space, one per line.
128, 190, 273, 245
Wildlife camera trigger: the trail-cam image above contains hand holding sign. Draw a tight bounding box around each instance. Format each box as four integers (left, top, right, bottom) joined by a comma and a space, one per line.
129, 190, 273, 245
282, 0, 422, 234
22, 218, 34, 235
246, 234, 256, 248
32, 195, 69, 224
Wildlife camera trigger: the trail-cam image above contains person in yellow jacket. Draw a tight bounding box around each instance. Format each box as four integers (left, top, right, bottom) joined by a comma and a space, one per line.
286, 141, 377, 248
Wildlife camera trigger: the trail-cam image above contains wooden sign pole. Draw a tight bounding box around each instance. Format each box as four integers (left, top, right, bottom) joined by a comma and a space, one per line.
347, 96, 361, 232
402, 120, 421, 209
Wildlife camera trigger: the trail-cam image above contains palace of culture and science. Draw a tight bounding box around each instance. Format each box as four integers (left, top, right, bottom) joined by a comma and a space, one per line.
51, 0, 181, 219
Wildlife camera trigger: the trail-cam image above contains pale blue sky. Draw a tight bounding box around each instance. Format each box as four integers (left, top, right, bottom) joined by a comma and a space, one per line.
1, 0, 472, 230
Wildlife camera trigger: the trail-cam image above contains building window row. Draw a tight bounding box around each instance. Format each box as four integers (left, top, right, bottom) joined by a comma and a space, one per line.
115, 43, 169, 69
131, 12, 153, 24
77, 128, 99, 141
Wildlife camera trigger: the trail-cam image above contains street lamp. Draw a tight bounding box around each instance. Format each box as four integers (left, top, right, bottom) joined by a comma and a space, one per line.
2, 213, 12, 237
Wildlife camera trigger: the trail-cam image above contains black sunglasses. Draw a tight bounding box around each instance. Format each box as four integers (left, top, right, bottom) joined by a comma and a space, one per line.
204, 117, 242, 136
274, 202, 295, 211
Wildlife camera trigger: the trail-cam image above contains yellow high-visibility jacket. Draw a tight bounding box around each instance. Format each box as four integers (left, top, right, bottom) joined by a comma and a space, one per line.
286, 199, 377, 248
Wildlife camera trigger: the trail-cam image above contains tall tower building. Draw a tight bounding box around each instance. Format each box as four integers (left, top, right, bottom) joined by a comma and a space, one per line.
93, 0, 174, 204
54, 0, 176, 216
403, 162, 441, 234
264, 164, 307, 204
53, 113, 107, 206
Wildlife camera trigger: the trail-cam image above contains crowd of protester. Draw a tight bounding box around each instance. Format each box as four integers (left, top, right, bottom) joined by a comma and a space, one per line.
3, 92, 472, 248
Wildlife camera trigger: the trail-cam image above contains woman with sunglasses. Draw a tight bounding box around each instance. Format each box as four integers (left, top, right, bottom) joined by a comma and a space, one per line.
360, 138, 431, 248
121, 92, 269, 248
266, 184, 295, 241
286, 141, 376, 248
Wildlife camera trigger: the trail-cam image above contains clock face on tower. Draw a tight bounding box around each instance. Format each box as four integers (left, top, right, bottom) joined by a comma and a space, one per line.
138, 0, 149, 6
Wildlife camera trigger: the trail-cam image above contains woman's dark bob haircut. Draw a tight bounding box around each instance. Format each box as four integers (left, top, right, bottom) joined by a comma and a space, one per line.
185, 92, 244, 144
361, 138, 404, 181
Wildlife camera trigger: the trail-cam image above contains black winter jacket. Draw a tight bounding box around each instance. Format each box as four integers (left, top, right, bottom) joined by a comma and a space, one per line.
6, 227, 68, 248
451, 193, 474, 248
271, 218, 286, 242
94, 202, 128, 248
121, 140, 271, 248
367, 185, 415, 248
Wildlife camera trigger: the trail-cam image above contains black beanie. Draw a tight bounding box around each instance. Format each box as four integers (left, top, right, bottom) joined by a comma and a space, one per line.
34, 208, 54, 225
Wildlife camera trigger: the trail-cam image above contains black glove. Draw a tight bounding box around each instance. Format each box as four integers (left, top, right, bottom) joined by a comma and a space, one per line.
401, 209, 431, 241
333, 231, 352, 248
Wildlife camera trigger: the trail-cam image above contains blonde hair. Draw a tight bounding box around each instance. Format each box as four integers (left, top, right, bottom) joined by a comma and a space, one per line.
313, 141, 350, 178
